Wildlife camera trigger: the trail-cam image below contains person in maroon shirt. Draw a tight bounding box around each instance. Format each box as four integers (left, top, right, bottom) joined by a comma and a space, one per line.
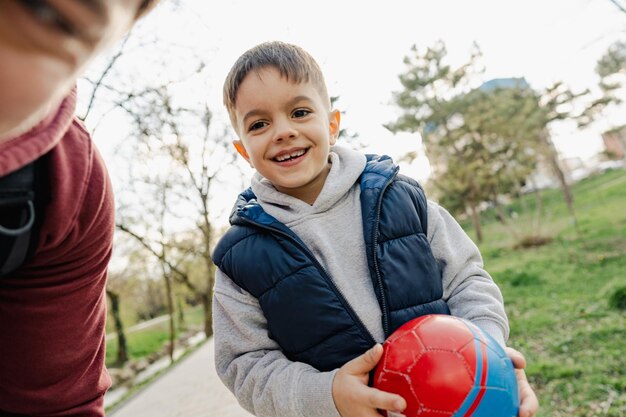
0, 1, 158, 415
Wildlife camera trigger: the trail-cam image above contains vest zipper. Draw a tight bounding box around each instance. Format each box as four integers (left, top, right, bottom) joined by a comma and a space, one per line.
238, 215, 377, 347
372, 167, 399, 338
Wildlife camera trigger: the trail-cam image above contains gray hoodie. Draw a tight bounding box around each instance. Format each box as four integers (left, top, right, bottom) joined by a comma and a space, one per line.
213, 146, 509, 417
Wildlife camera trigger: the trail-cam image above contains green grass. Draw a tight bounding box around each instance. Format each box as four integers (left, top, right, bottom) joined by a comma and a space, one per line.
467, 168, 626, 417
106, 306, 205, 367
106, 328, 172, 366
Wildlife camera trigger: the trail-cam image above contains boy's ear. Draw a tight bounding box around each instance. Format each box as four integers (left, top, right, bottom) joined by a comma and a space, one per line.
233, 140, 253, 166
329, 110, 341, 145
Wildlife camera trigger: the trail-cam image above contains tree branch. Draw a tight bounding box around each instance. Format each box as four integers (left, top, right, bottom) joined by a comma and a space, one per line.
116, 222, 200, 294
79, 36, 130, 121
609, 0, 626, 14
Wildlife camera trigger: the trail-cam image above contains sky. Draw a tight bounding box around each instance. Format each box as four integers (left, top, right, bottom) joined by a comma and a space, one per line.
144, 1, 624, 175
83, 0, 625, 222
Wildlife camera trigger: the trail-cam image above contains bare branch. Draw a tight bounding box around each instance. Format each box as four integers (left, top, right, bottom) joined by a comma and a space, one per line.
79, 36, 131, 121
115, 223, 200, 294
609, 0, 626, 13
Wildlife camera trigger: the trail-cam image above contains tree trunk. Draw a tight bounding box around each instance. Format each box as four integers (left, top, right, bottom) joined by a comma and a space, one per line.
106, 290, 129, 366
202, 293, 213, 338
493, 200, 508, 225
549, 153, 576, 217
532, 181, 545, 234
177, 292, 187, 332
468, 203, 483, 243
544, 134, 578, 230
493, 198, 520, 240
163, 271, 175, 364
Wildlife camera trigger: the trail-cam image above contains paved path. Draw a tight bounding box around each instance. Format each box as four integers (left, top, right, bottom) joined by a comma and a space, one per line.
109, 338, 253, 417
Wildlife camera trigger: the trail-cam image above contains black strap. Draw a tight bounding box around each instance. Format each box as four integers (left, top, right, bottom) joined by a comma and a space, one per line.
0, 156, 46, 277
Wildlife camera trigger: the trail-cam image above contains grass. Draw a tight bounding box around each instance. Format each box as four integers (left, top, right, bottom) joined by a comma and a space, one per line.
464, 168, 626, 417
106, 305, 205, 367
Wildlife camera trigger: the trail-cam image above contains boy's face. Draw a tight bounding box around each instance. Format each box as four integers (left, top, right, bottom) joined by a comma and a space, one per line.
233, 67, 340, 204
0, 0, 143, 140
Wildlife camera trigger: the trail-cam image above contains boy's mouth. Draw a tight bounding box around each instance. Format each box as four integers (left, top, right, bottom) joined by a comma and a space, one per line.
272, 147, 309, 163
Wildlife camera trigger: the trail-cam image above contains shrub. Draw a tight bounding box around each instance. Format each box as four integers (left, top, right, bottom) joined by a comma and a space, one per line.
513, 235, 553, 249
608, 286, 626, 310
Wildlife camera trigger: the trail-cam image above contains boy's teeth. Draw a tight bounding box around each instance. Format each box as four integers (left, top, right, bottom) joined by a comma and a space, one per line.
275, 149, 306, 162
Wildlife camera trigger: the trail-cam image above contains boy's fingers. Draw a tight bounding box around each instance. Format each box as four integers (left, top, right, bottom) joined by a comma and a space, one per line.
516, 369, 539, 417
505, 348, 538, 416
365, 387, 406, 412
505, 347, 526, 369
343, 344, 383, 374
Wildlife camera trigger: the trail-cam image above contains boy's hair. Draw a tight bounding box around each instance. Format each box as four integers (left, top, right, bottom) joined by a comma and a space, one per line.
223, 41, 330, 128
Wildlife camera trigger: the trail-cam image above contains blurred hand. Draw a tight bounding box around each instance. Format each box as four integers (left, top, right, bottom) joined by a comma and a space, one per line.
332, 344, 406, 417
505, 347, 539, 417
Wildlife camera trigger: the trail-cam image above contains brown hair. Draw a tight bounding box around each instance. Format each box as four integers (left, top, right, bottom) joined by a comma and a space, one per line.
223, 41, 330, 127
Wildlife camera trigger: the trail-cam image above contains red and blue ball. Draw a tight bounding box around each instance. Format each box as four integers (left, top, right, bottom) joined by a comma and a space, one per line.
373, 314, 519, 417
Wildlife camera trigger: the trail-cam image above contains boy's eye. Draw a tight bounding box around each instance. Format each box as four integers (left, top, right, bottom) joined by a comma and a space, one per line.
248, 121, 268, 132
292, 109, 311, 119
19, 0, 78, 36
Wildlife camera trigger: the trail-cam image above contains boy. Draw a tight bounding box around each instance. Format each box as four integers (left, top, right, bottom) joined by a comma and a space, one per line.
213, 41, 539, 417
0, 1, 157, 415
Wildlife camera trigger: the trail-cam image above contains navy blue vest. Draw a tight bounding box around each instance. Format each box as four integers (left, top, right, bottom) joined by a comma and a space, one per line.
213, 154, 449, 372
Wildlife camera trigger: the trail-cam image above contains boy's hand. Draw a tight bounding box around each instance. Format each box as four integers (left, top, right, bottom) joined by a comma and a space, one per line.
505, 347, 539, 417
333, 344, 406, 417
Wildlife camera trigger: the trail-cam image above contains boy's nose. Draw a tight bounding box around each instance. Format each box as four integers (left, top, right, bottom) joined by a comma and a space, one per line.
272, 120, 297, 142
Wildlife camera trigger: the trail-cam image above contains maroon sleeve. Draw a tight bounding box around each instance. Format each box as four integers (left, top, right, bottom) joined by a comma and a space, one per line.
0, 119, 114, 416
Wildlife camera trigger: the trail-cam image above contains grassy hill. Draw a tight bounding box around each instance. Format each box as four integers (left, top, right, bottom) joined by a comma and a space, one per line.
465, 168, 626, 417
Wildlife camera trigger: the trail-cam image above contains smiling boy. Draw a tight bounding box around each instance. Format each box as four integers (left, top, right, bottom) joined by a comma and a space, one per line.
230, 64, 339, 204
0, 1, 157, 415
213, 41, 539, 417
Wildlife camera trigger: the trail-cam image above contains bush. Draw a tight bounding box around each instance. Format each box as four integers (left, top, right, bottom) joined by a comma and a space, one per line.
608, 286, 626, 310
513, 235, 553, 249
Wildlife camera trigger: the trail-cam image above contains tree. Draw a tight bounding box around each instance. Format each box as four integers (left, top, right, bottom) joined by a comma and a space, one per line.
112, 106, 233, 336
155, 184, 177, 363
387, 42, 546, 241
584, 40, 626, 129
106, 289, 128, 366
106, 238, 156, 366
386, 42, 482, 236
597, 41, 626, 79
110, 77, 239, 339
79, 28, 244, 339
388, 42, 590, 241
585, 1, 626, 125
535, 81, 600, 229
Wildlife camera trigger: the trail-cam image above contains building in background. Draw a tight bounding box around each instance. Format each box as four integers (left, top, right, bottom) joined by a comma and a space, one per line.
602, 125, 626, 159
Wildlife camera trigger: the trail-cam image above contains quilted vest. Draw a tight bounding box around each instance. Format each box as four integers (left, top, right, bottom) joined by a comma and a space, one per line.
212, 154, 449, 372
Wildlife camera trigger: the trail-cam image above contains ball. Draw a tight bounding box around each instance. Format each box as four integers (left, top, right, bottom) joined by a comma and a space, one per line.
373, 314, 519, 417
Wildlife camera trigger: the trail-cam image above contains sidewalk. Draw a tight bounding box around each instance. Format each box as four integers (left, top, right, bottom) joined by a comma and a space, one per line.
108, 338, 253, 417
